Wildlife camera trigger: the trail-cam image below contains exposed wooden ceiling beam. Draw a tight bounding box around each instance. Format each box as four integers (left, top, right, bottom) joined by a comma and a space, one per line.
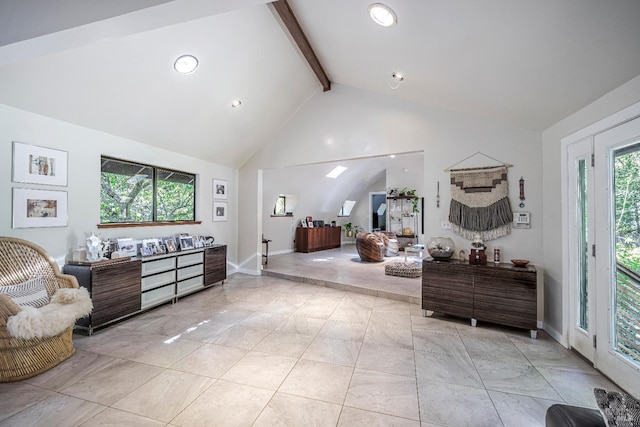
271, 0, 331, 92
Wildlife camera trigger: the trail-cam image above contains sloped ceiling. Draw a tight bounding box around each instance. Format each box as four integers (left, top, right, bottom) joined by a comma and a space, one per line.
0, 0, 639, 169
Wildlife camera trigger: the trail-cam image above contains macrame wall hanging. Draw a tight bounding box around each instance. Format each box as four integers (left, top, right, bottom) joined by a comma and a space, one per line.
445, 152, 514, 241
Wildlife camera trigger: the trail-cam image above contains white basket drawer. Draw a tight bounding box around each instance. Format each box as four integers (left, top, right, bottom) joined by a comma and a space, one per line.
177, 252, 203, 268
142, 257, 176, 276
177, 264, 203, 281
177, 275, 204, 295
141, 284, 175, 309
141, 270, 175, 291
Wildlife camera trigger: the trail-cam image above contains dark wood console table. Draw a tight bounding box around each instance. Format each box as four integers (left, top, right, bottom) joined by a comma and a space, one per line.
295, 226, 341, 253
422, 259, 538, 338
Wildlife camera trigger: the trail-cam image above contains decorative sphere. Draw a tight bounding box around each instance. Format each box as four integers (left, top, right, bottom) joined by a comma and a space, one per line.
427, 237, 455, 260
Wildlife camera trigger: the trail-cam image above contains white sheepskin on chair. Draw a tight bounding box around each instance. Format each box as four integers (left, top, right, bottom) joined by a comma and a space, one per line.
7, 287, 93, 340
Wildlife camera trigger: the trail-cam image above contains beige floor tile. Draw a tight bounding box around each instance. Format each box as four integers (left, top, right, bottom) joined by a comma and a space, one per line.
292, 303, 337, 319
176, 320, 232, 343
488, 390, 561, 427
23, 350, 118, 391
412, 329, 466, 355
170, 343, 247, 378
356, 343, 416, 377
474, 359, 563, 401
318, 319, 367, 341
345, 368, 420, 420
302, 336, 362, 366
79, 407, 166, 426
537, 367, 622, 408
279, 359, 353, 404
329, 306, 372, 324
209, 324, 271, 349
0, 382, 55, 422
62, 359, 164, 405
370, 311, 412, 330
364, 323, 413, 348
237, 312, 289, 330
113, 370, 215, 422
417, 380, 503, 426
275, 316, 325, 336
252, 392, 341, 427
372, 298, 412, 315
253, 330, 314, 358
0, 393, 105, 427
171, 380, 273, 427
414, 348, 483, 389
338, 406, 420, 427
461, 335, 531, 365
221, 351, 297, 390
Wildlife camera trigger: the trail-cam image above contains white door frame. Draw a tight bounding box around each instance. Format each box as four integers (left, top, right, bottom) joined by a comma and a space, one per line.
561, 101, 640, 347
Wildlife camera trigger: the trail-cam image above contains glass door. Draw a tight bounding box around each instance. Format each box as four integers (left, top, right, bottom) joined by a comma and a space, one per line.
567, 138, 596, 361
594, 117, 640, 397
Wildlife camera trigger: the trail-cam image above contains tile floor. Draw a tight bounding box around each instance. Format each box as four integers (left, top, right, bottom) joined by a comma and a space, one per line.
0, 273, 620, 427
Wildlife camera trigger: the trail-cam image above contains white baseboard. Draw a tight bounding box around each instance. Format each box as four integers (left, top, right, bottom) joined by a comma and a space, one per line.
542, 323, 567, 347
237, 268, 261, 276
269, 249, 294, 256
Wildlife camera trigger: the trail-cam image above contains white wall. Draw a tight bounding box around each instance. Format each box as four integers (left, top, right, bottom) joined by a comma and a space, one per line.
240, 84, 543, 278
541, 74, 640, 340
0, 104, 238, 270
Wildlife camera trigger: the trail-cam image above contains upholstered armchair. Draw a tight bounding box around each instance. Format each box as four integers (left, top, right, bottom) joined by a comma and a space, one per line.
356, 232, 387, 262
0, 237, 92, 382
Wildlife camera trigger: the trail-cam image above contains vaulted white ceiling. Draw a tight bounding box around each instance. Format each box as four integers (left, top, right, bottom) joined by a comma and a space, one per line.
1, 0, 639, 169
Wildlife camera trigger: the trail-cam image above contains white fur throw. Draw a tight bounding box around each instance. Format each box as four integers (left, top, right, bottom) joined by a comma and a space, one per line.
7, 287, 93, 340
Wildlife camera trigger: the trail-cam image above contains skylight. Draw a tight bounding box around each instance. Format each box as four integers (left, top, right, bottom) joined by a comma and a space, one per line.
326, 166, 347, 178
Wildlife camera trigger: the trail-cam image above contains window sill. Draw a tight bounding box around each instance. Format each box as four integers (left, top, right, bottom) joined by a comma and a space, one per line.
98, 220, 202, 229
270, 214, 293, 218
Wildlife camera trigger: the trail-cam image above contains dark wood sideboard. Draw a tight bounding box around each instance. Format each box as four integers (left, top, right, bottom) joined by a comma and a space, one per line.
422, 259, 538, 338
295, 226, 341, 253
64, 258, 141, 335
64, 245, 227, 334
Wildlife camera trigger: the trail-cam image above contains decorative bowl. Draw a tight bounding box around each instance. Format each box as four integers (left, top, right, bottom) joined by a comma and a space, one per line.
511, 259, 530, 267
427, 237, 455, 261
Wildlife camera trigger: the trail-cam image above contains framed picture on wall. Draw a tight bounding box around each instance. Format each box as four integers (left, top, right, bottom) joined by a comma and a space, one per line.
213, 179, 227, 200
12, 141, 68, 186
213, 201, 228, 221
12, 188, 68, 228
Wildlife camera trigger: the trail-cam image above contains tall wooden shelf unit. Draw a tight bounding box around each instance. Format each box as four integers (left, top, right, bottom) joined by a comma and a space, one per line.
386, 196, 418, 247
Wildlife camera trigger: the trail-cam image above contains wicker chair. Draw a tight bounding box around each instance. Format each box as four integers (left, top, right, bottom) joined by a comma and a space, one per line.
0, 237, 80, 382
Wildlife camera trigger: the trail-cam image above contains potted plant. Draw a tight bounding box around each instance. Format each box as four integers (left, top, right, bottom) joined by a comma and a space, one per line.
343, 222, 354, 237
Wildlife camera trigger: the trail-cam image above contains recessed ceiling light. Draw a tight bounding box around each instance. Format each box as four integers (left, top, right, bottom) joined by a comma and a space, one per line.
174, 54, 198, 74
326, 166, 348, 179
389, 154, 396, 158
368, 3, 397, 27
231, 100, 242, 108
392, 72, 404, 81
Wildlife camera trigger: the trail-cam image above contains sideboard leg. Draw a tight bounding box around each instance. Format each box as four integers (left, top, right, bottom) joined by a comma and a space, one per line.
471, 318, 477, 327
422, 309, 433, 317
530, 329, 537, 339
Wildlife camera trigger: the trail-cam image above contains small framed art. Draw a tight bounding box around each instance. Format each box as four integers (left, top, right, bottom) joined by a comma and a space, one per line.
13, 188, 68, 228
12, 141, 68, 186
213, 179, 227, 200
213, 201, 228, 221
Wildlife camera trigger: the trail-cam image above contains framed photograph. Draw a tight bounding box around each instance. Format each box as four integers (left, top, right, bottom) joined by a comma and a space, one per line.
12, 141, 68, 186
163, 237, 177, 253
213, 201, 228, 222
117, 238, 137, 257
301, 219, 308, 228
179, 236, 194, 251
213, 179, 228, 200
157, 244, 166, 255
12, 188, 68, 228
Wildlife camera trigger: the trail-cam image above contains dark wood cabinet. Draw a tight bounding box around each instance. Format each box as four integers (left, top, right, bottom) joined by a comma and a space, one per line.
205, 244, 226, 285
64, 259, 141, 334
295, 227, 341, 253
422, 259, 537, 337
